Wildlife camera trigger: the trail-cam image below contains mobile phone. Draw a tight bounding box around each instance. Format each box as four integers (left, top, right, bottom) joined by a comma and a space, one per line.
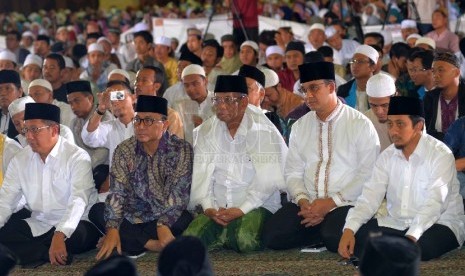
300, 243, 327, 253
110, 91, 125, 101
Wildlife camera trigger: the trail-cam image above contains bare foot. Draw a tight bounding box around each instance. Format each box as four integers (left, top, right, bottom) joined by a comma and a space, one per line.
144, 239, 163, 252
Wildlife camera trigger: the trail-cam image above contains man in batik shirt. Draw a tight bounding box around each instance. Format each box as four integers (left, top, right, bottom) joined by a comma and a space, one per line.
90, 95, 194, 259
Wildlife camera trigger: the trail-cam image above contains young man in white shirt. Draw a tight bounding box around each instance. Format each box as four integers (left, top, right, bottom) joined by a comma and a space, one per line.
338, 97, 465, 261
0, 103, 99, 267
185, 75, 288, 252
262, 61, 380, 250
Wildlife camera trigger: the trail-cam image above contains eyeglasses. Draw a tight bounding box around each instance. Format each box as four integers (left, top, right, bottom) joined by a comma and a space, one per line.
211, 96, 244, 105
134, 117, 165, 126
348, 59, 371, 65
298, 82, 326, 94
21, 125, 51, 135
407, 67, 428, 74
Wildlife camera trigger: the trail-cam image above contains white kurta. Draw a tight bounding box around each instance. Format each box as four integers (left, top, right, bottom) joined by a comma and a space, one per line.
344, 134, 465, 245
163, 82, 189, 109
189, 105, 288, 214
0, 136, 97, 237
81, 118, 134, 164
286, 102, 380, 206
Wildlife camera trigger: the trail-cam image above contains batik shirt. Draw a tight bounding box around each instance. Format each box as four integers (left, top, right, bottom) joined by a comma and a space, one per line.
105, 133, 193, 228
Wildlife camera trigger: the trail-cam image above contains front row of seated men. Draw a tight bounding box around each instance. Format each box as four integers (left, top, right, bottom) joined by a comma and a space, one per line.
0, 62, 463, 267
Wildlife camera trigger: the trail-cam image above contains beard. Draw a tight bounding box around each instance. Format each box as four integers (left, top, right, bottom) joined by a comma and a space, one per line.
378, 119, 387, 123
394, 144, 404, 150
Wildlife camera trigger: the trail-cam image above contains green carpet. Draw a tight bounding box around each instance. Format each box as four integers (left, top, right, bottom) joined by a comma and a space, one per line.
9, 247, 465, 275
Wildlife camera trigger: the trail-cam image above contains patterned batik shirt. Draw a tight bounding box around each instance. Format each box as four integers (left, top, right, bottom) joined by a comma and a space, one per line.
104, 132, 193, 228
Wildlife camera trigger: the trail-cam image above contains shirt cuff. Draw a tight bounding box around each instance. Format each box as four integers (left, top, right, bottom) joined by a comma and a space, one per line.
294, 192, 311, 203
239, 200, 256, 215
332, 193, 346, 207
343, 221, 362, 235
405, 226, 425, 241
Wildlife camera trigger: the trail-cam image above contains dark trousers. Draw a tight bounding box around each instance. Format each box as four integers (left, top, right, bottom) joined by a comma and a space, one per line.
89, 202, 193, 255
0, 210, 100, 265
262, 203, 351, 250
233, 27, 259, 46
351, 219, 459, 261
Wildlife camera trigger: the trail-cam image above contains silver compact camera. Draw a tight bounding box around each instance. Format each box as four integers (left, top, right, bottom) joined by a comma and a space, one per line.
110, 90, 125, 101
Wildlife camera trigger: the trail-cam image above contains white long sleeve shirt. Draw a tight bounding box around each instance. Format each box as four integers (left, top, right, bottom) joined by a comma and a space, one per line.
286, 102, 380, 206
53, 99, 77, 128
344, 134, 465, 244
81, 118, 134, 164
1, 135, 21, 175
0, 136, 98, 237
189, 105, 288, 214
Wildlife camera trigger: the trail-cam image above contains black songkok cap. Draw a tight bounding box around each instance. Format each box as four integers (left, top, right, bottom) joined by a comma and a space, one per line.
66, 80, 92, 95
238, 65, 265, 87
136, 95, 168, 116
359, 233, 420, 276
388, 96, 424, 117
24, 103, 60, 123
179, 50, 203, 66
85, 255, 137, 276
51, 42, 65, 53
299, 61, 335, 83
433, 51, 460, 69
214, 75, 247, 94
158, 236, 214, 276
304, 51, 324, 63
285, 41, 305, 55
0, 70, 21, 88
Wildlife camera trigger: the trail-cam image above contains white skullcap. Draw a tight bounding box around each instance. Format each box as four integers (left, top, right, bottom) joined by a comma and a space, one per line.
109, 69, 130, 80
63, 56, 75, 68
134, 22, 149, 32
97, 37, 111, 45
22, 31, 34, 38
324, 26, 337, 38
28, 79, 53, 93
240, 40, 259, 52
8, 96, 35, 117
262, 68, 279, 88
366, 73, 396, 98
318, 8, 329, 18
406, 33, 421, 41
354, 44, 379, 63
0, 50, 17, 64
380, 30, 392, 45
88, 42, 104, 53
415, 37, 436, 49
56, 26, 67, 33
23, 54, 42, 68
266, 45, 284, 57
401, 19, 417, 29
155, 36, 172, 47
309, 23, 325, 32
181, 64, 206, 79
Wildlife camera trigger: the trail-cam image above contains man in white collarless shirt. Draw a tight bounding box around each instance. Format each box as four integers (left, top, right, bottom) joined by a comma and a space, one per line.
263, 61, 380, 250
81, 80, 136, 165
185, 75, 287, 253
0, 103, 99, 267
339, 97, 465, 261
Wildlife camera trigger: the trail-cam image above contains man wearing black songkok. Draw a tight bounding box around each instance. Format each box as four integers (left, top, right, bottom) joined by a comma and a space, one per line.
92, 96, 193, 259
0, 103, 100, 267
339, 97, 465, 261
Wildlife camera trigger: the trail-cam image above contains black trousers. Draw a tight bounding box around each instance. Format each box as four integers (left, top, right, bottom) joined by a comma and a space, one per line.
262, 203, 352, 250
0, 210, 101, 265
348, 218, 460, 261
89, 202, 193, 255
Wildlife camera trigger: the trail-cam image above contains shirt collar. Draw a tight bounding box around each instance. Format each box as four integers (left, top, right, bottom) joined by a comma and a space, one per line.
393, 133, 426, 160
317, 100, 343, 123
